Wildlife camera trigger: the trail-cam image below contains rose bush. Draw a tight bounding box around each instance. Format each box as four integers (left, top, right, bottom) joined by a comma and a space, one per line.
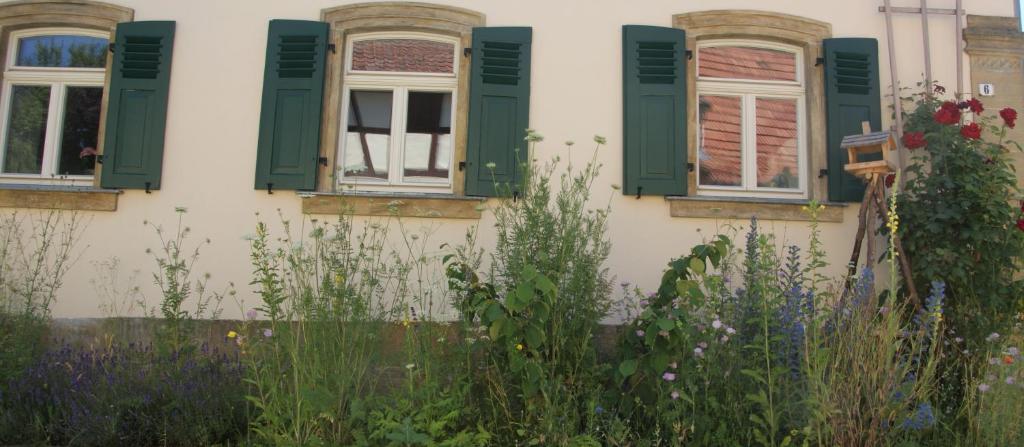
898, 88, 1024, 346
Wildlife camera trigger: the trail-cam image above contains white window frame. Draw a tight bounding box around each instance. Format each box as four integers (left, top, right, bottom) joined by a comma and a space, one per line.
337, 31, 459, 193
0, 28, 108, 185
695, 39, 807, 198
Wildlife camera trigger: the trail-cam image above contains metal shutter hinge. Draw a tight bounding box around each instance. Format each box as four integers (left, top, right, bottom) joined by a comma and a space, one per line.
815, 57, 825, 67
463, 47, 471, 57
685, 49, 693, 60
318, 156, 328, 167
327, 43, 336, 54
818, 169, 829, 178
458, 161, 466, 171
108, 43, 115, 53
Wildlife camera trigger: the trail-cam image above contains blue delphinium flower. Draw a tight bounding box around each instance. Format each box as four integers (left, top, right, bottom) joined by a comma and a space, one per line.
899, 402, 936, 431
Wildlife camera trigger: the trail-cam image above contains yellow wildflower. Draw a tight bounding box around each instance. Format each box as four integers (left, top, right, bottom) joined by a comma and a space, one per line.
515, 343, 524, 351
227, 330, 238, 339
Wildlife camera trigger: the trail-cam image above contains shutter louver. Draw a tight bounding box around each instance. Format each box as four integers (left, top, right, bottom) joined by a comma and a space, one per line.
622, 25, 688, 196
254, 20, 328, 191
464, 27, 532, 197
100, 21, 175, 190
823, 38, 882, 202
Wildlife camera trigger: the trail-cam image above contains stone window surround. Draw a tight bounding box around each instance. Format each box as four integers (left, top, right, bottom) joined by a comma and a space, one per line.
0, 0, 131, 211
671, 10, 841, 222
309, 2, 485, 219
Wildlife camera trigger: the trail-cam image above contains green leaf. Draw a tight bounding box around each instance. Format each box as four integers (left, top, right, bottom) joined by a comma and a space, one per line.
618, 359, 638, 377
689, 257, 706, 274
656, 318, 675, 331
524, 324, 545, 348
484, 301, 504, 322
489, 317, 507, 340
534, 273, 556, 295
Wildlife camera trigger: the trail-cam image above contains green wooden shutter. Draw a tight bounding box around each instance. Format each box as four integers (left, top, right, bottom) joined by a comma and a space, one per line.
823, 38, 882, 202
464, 27, 532, 197
100, 21, 175, 190
253, 20, 328, 191
622, 25, 687, 196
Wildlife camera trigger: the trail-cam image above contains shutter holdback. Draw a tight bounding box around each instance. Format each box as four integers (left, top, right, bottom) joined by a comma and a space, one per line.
819, 169, 829, 178
144, 182, 151, 194
266, 183, 273, 195
636, 186, 643, 199
815, 57, 825, 67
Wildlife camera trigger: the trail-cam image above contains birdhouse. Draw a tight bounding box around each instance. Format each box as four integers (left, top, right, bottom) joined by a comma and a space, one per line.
840, 121, 897, 179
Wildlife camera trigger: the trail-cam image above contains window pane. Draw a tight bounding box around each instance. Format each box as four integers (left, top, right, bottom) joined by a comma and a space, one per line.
16, 35, 108, 68
344, 90, 392, 179
57, 87, 102, 176
351, 39, 454, 74
404, 92, 451, 180
699, 46, 797, 82
756, 98, 800, 189
698, 95, 742, 187
3, 85, 50, 174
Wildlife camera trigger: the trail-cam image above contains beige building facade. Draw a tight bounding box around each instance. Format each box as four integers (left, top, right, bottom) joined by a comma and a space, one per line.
0, 0, 1017, 318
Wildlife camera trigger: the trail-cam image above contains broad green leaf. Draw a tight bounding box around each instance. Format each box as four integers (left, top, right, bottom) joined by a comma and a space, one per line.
689, 257, 706, 274
485, 301, 504, 322
618, 359, 638, 377
656, 318, 675, 331
489, 317, 506, 340
524, 324, 545, 348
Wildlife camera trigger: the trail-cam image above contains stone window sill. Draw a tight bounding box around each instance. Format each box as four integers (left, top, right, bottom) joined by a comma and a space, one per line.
300, 191, 485, 219
0, 184, 120, 212
666, 196, 845, 222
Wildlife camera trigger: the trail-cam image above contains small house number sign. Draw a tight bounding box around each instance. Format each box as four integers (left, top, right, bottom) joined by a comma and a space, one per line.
979, 83, 995, 96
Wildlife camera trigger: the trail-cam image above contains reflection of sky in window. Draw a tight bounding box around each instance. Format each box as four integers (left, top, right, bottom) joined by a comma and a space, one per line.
16, 35, 108, 68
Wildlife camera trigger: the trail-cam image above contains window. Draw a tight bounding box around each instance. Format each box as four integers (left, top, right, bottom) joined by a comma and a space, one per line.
695, 41, 807, 197
338, 32, 459, 192
0, 29, 108, 183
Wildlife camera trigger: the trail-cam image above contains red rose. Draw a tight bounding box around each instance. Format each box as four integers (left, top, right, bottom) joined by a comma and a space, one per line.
934, 101, 962, 125
967, 98, 984, 114
1017, 218, 1024, 232
1000, 107, 1018, 128
902, 131, 927, 149
884, 173, 895, 188
960, 122, 982, 139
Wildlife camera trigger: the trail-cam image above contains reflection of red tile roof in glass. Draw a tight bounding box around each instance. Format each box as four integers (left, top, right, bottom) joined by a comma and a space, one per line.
699, 46, 796, 82
699, 96, 798, 188
755, 98, 798, 187
351, 39, 454, 73
700, 95, 742, 186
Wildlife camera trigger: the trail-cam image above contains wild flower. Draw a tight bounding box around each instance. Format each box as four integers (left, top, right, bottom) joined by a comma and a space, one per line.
263, 328, 273, 338
1007, 377, 1017, 385
670, 390, 680, 400
593, 135, 607, 145
978, 383, 990, 393
712, 319, 722, 329
662, 372, 676, 381
246, 309, 258, 320
227, 330, 238, 339
900, 402, 937, 431
1008, 347, 1019, 357
693, 347, 704, 359
636, 330, 645, 337
987, 332, 1001, 342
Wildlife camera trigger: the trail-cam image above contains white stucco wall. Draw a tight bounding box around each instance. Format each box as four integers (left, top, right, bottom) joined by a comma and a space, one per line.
6, 0, 1012, 318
